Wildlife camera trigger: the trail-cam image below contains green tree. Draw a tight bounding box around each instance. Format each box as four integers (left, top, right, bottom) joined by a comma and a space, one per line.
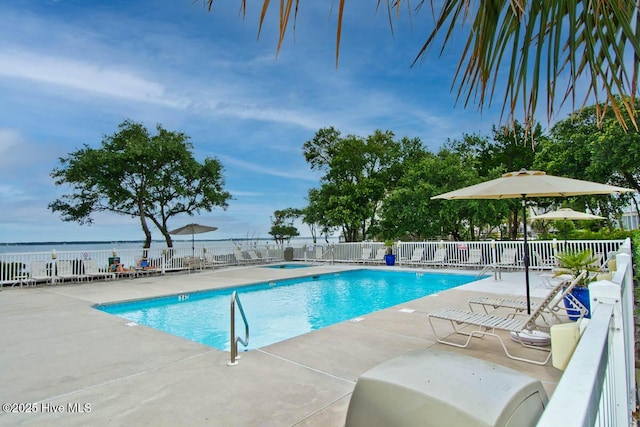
303, 127, 410, 242
535, 98, 638, 225
49, 120, 232, 248
447, 121, 543, 239
269, 208, 301, 246
380, 148, 505, 241
204, 0, 639, 133
301, 191, 335, 244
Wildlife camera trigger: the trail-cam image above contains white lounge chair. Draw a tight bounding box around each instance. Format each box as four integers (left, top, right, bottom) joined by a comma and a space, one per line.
247, 250, 269, 264
459, 248, 482, 268
354, 247, 372, 264
259, 249, 279, 263
532, 251, 556, 270
496, 247, 519, 270
406, 248, 424, 266
203, 253, 229, 268
423, 248, 446, 267
427, 277, 577, 365
184, 256, 203, 272
133, 258, 161, 276
234, 249, 254, 265
56, 260, 89, 283
29, 261, 52, 285
82, 259, 115, 281
467, 272, 588, 326
370, 248, 386, 264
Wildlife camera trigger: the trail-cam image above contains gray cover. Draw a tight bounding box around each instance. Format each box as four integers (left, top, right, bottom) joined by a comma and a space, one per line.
345, 349, 548, 427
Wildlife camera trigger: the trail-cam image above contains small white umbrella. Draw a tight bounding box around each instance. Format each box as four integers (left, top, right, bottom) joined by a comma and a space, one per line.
169, 223, 218, 256
531, 208, 605, 241
432, 169, 634, 314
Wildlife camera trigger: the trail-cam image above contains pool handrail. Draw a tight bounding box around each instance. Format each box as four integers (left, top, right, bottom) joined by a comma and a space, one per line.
228, 291, 249, 366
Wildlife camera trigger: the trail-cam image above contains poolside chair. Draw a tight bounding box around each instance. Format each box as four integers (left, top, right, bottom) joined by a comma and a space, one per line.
406, 248, 424, 266
355, 247, 372, 264
184, 256, 203, 272
203, 253, 228, 268
496, 247, 519, 270
259, 249, 279, 263
532, 251, 556, 271
132, 258, 161, 276
590, 252, 604, 271
56, 260, 89, 283
29, 261, 52, 285
234, 249, 253, 265
247, 250, 267, 264
82, 259, 115, 281
370, 248, 386, 265
423, 248, 446, 267
467, 272, 588, 327
459, 248, 482, 269
427, 277, 578, 365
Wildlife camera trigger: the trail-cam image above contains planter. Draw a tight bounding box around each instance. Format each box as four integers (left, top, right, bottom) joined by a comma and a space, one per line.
385, 254, 396, 266
563, 286, 591, 321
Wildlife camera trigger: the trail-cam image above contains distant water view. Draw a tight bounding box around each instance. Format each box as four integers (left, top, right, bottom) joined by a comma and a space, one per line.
0, 237, 338, 254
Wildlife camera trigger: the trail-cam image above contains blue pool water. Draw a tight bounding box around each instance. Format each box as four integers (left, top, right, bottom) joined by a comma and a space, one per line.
96, 270, 480, 351
265, 263, 311, 269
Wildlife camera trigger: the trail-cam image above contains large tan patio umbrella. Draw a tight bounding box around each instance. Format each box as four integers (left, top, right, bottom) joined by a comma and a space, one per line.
531, 208, 605, 241
432, 169, 634, 314
169, 223, 218, 256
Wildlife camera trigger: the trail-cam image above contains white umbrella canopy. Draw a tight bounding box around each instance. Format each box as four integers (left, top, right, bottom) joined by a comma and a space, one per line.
432, 169, 634, 200
432, 169, 634, 314
169, 223, 218, 256
530, 208, 605, 221
531, 208, 605, 241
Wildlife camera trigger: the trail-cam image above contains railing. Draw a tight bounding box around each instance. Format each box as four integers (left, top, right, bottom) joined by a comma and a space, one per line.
537, 239, 636, 426
301, 239, 623, 271
0, 244, 281, 285
1, 239, 623, 287
228, 291, 249, 366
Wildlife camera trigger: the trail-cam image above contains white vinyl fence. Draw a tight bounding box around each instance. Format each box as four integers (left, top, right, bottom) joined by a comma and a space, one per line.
537, 239, 637, 426
0, 243, 285, 286
1, 238, 636, 423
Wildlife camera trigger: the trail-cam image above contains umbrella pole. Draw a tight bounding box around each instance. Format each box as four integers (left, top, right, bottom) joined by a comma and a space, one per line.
192, 233, 195, 257
522, 197, 531, 315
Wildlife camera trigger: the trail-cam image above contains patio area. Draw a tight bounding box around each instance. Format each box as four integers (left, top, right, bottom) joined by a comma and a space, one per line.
1, 264, 567, 426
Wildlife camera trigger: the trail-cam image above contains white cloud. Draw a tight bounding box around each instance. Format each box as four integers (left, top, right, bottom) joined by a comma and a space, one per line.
0, 128, 22, 155
219, 154, 320, 181
0, 49, 184, 108
0, 184, 27, 201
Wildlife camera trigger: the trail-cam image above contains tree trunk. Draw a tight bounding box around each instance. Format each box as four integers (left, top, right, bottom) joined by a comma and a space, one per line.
137, 202, 152, 248
163, 232, 174, 248
510, 209, 519, 240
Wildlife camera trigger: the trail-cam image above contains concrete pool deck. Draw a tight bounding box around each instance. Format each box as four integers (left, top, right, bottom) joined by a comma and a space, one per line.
1, 264, 564, 426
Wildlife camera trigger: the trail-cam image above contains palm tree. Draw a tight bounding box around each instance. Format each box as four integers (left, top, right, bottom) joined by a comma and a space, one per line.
204, 0, 639, 135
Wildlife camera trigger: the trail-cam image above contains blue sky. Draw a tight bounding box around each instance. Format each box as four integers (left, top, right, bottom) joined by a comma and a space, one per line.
0, 0, 538, 243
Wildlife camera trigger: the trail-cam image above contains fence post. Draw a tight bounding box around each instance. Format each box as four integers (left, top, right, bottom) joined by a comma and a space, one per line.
589, 278, 630, 427
615, 251, 636, 420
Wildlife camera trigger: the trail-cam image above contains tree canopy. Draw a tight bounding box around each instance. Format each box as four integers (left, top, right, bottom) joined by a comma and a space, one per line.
285, 114, 636, 242
49, 120, 232, 247
203, 0, 639, 136
269, 208, 301, 246
534, 96, 640, 224
302, 127, 421, 242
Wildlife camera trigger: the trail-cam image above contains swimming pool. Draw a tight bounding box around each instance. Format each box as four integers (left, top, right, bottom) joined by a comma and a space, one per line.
264, 263, 312, 269
96, 270, 480, 351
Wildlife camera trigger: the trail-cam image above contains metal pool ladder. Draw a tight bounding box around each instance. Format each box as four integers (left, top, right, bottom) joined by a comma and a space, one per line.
228, 291, 249, 366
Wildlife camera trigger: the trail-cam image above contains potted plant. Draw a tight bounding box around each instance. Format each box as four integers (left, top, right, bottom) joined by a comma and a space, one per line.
384, 240, 396, 266
554, 249, 601, 320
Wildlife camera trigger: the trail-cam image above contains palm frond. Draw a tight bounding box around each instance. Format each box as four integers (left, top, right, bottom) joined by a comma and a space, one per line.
203, 0, 639, 135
